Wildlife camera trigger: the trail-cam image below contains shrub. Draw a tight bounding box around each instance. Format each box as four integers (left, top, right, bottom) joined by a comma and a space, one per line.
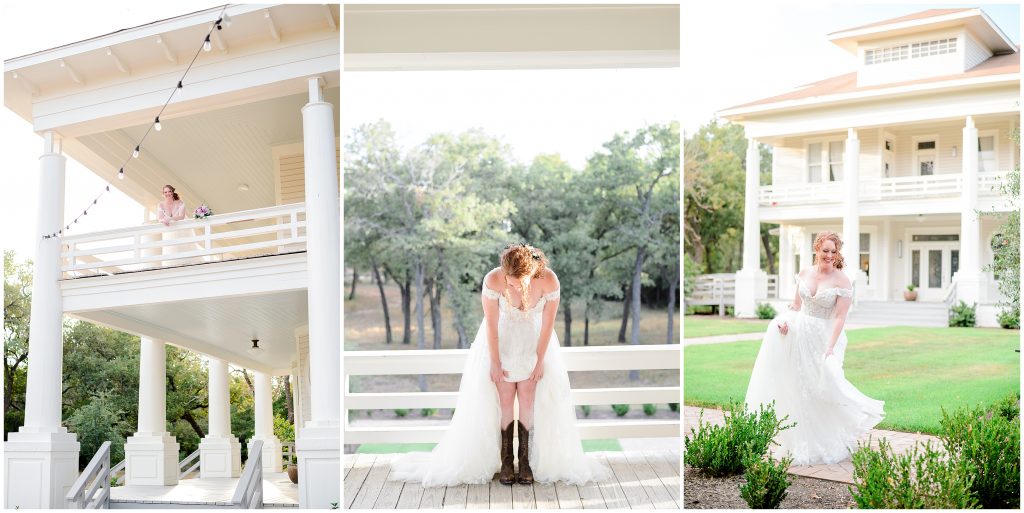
394, 409, 409, 417
949, 301, 976, 327
643, 404, 657, 416
669, 403, 680, 412
998, 307, 1020, 329
740, 450, 792, 509
581, 405, 591, 417
420, 408, 437, 417
683, 401, 794, 477
849, 437, 978, 509
612, 404, 630, 417
755, 303, 776, 320
939, 396, 1020, 508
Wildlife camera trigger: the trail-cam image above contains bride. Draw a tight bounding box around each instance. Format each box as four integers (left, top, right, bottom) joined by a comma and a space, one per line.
390, 243, 609, 487
745, 231, 885, 466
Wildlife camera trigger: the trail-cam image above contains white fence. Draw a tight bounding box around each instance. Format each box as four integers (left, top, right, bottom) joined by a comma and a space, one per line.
760, 170, 1010, 206
344, 345, 681, 444
59, 203, 306, 278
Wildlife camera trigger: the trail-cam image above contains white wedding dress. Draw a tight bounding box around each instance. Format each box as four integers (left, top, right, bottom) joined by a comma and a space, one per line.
745, 274, 885, 466
389, 281, 610, 487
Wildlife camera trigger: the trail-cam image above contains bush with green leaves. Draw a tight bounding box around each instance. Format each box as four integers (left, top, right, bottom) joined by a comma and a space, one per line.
669, 403, 679, 412
394, 409, 409, 417
850, 437, 978, 509
998, 307, 1020, 329
420, 408, 437, 417
740, 450, 792, 509
580, 405, 591, 417
948, 301, 976, 327
939, 395, 1020, 508
755, 303, 777, 320
684, 401, 794, 477
643, 404, 657, 416
612, 404, 630, 417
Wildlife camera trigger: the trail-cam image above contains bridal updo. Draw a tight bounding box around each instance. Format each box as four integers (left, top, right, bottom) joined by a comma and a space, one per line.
813, 231, 846, 270
500, 243, 549, 306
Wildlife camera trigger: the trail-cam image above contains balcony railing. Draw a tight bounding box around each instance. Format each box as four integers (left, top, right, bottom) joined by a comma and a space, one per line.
344, 345, 680, 445
760, 170, 1010, 206
59, 203, 306, 278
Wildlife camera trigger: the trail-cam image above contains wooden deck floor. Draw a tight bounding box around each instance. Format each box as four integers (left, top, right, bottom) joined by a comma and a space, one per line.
109, 472, 298, 508
344, 450, 680, 509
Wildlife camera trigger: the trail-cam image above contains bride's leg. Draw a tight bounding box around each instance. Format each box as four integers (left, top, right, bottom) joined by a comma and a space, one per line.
497, 380, 517, 428
515, 380, 537, 428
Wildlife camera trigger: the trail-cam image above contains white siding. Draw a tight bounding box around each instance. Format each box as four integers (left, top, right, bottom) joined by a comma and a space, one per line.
275, 146, 342, 205
296, 330, 311, 429
963, 30, 993, 71
772, 143, 804, 185
857, 27, 964, 87
857, 129, 881, 179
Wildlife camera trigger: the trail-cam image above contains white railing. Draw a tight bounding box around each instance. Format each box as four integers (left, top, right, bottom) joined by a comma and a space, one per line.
873, 173, 962, 200
232, 441, 264, 509
179, 448, 201, 480
66, 441, 111, 509
59, 203, 306, 278
944, 280, 959, 317
760, 170, 1011, 206
344, 345, 680, 444
687, 273, 735, 316
282, 442, 295, 470
759, 181, 842, 205
766, 274, 778, 299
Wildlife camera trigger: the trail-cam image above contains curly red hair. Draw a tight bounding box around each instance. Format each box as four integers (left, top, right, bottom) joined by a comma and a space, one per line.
813, 231, 845, 270
500, 243, 549, 307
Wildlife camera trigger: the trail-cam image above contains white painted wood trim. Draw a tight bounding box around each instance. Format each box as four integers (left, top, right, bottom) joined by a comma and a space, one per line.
345, 50, 680, 72
345, 421, 681, 444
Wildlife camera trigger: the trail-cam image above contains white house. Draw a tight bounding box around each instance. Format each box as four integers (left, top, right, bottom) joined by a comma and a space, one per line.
4, 4, 339, 508
718, 8, 1019, 327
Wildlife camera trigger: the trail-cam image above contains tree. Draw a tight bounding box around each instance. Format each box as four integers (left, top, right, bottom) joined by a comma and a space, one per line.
4, 251, 31, 435
684, 120, 746, 274
986, 129, 1020, 326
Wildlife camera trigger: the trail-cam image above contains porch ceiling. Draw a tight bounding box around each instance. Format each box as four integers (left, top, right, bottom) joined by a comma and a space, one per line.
72, 289, 307, 375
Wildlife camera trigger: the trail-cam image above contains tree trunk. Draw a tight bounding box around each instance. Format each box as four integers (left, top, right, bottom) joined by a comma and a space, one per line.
239, 369, 255, 395
371, 261, 393, 344
429, 277, 442, 350
667, 271, 679, 345
348, 267, 358, 300
584, 304, 591, 346
761, 229, 777, 275
444, 274, 469, 349
402, 273, 412, 345
618, 282, 632, 343
629, 246, 647, 381
563, 304, 572, 347
415, 260, 427, 391
283, 375, 294, 423
182, 410, 206, 439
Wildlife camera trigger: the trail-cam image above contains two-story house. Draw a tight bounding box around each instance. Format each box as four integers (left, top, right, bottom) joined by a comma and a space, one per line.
3, 5, 339, 508
719, 8, 1019, 327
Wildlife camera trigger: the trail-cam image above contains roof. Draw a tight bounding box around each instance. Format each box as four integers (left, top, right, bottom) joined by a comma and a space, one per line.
827, 8, 1016, 55
827, 8, 973, 35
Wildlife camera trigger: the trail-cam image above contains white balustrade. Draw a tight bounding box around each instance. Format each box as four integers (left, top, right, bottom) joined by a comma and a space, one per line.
760, 171, 1010, 207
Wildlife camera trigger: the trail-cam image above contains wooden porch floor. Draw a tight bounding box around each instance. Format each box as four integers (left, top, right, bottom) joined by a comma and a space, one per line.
344, 450, 680, 509
109, 472, 298, 508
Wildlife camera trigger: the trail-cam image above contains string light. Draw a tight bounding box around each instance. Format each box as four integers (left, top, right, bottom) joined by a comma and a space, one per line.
44, 6, 228, 241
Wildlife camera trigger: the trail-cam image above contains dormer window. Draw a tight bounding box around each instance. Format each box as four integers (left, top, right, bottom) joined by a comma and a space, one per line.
864, 37, 957, 65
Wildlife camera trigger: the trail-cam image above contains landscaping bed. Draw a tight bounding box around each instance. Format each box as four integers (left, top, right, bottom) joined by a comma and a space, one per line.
684, 466, 856, 509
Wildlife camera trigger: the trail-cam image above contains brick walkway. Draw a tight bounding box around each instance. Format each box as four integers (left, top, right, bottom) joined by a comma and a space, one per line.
683, 406, 941, 484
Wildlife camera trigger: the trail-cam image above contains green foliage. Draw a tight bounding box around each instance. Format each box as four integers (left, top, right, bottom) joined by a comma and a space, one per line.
939, 396, 1020, 508
948, 301, 977, 327
66, 392, 131, 466
683, 401, 794, 477
669, 403, 679, 412
642, 403, 657, 416
611, 404, 630, 417
906, 283, 917, 291
849, 437, 978, 509
998, 307, 1020, 329
4, 251, 32, 436
580, 405, 591, 417
739, 451, 792, 509
986, 129, 1020, 321
755, 303, 776, 320
273, 414, 295, 443
420, 408, 437, 417
394, 409, 409, 417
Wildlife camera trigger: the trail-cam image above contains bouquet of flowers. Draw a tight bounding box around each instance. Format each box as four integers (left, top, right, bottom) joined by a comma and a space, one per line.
193, 205, 213, 219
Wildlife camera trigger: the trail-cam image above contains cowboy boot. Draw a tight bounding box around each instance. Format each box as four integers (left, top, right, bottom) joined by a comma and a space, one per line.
498, 421, 516, 485
516, 420, 534, 485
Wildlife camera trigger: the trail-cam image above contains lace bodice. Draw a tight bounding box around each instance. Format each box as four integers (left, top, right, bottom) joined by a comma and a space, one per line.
481, 284, 560, 322
796, 274, 852, 320
157, 200, 186, 220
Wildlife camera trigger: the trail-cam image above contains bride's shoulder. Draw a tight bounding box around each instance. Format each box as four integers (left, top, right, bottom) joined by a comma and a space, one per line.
833, 272, 852, 289
536, 268, 559, 291
484, 268, 503, 288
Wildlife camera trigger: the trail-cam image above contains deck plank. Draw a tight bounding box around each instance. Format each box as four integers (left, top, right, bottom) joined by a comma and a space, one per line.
420, 485, 445, 509
344, 453, 356, 480
533, 482, 559, 509
511, 483, 536, 509
352, 454, 393, 509
344, 454, 376, 509
592, 454, 629, 510
642, 451, 680, 502
443, 483, 468, 509
606, 452, 654, 509
395, 482, 424, 509
490, 479, 512, 509
577, 480, 606, 509
466, 483, 490, 509
372, 456, 404, 509
624, 451, 676, 509
554, 482, 583, 509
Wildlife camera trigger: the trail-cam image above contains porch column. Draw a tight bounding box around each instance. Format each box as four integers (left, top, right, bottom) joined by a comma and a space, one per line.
250, 372, 283, 473
199, 358, 241, 478
735, 137, 766, 318
799, 229, 811, 273
958, 116, 981, 304
124, 338, 179, 485
843, 128, 863, 297
779, 225, 794, 299
297, 75, 341, 508
4, 131, 80, 509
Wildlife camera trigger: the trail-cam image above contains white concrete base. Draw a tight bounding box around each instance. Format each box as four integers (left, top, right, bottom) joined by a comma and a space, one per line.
3, 429, 80, 509
734, 269, 768, 318
956, 276, 982, 306
250, 435, 283, 473
296, 424, 340, 508
199, 435, 241, 478
124, 433, 180, 486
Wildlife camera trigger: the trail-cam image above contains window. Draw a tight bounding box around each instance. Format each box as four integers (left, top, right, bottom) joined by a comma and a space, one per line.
860, 233, 870, 278
916, 139, 936, 176
828, 141, 844, 181
928, 250, 942, 288
807, 141, 843, 182
978, 135, 996, 172
808, 143, 822, 183
866, 38, 957, 65
912, 234, 959, 242
911, 250, 920, 288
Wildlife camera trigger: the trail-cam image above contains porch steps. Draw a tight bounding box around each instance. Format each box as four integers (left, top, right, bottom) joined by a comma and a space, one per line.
848, 300, 948, 327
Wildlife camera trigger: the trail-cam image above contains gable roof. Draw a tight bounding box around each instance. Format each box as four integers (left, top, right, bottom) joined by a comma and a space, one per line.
828, 8, 1016, 55
828, 8, 973, 35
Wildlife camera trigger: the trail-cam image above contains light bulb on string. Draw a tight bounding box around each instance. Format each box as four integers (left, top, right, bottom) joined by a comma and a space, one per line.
133, 146, 140, 159
221, 13, 232, 27
176, 81, 184, 98
118, 168, 125, 180
154, 116, 162, 131
203, 35, 212, 52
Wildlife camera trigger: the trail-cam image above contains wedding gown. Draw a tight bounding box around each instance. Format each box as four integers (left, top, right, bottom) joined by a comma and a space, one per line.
744, 274, 885, 466
390, 281, 610, 487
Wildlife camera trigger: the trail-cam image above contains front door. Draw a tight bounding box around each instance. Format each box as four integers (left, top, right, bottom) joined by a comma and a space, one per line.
909, 241, 960, 301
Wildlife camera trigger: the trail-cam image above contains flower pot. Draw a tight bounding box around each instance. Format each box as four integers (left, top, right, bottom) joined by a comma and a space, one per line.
904, 290, 918, 301
287, 464, 299, 484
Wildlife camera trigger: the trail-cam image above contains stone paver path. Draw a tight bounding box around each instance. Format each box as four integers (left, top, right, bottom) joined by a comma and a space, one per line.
683, 406, 941, 484
683, 323, 885, 347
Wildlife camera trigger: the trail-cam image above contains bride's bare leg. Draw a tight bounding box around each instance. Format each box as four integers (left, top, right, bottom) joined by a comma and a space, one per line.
515, 379, 537, 428
497, 380, 517, 428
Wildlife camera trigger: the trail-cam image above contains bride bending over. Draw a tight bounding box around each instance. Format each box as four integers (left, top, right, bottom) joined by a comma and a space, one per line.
391, 243, 609, 486
745, 231, 885, 466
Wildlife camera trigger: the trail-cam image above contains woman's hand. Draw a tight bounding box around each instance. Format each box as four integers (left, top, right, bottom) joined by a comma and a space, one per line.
490, 361, 508, 384
161, 219, 171, 226
528, 361, 544, 382
777, 321, 789, 335
824, 347, 835, 359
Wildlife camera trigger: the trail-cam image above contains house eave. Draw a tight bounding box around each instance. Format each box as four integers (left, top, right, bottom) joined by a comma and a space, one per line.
827, 8, 1016, 55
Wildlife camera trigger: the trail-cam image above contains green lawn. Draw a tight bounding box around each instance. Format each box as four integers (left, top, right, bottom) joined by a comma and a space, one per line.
356, 439, 622, 454
684, 315, 770, 339
684, 326, 1020, 434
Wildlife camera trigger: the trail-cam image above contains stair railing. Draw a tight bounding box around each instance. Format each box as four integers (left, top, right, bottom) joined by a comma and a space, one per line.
179, 448, 201, 480
66, 441, 111, 509
232, 440, 264, 509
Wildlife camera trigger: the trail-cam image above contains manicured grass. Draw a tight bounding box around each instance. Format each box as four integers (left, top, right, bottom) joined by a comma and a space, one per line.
684, 326, 1020, 434
356, 439, 622, 454
684, 315, 770, 339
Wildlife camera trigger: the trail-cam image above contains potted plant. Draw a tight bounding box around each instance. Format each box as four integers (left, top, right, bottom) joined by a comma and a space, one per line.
904, 284, 918, 301
286, 444, 298, 484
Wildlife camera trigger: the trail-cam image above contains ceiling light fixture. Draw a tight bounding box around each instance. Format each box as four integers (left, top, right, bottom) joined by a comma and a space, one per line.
248, 338, 263, 355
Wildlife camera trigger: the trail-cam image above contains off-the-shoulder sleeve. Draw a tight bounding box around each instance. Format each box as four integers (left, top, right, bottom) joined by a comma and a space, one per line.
543, 288, 560, 301
836, 288, 853, 298
481, 284, 500, 300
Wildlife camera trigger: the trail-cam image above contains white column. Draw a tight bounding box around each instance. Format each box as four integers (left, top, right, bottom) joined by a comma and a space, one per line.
958, 116, 981, 304
799, 229, 811, 273
779, 225, 794, 299
250, 372, 283, 473
4, 132, 80, 509
124, 338, 179, 485
843, 129, 862, 296
297, 76, 341, 508
199, 358, 241, 478
735, 138, 765, 318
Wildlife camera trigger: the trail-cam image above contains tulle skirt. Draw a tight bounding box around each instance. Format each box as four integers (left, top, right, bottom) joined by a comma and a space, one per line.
744, 310, 885, 465
389, 322, 610, 487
